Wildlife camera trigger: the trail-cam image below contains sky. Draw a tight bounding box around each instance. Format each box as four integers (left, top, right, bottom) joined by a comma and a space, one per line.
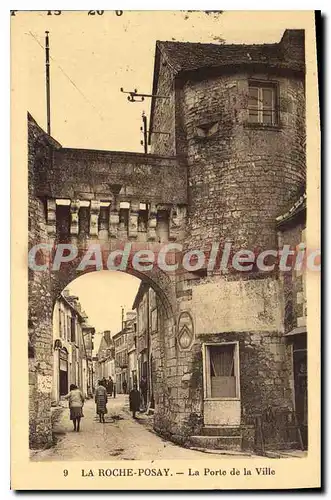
14, 10, 310, 152
15, 10, 312, 342
66, 271, 141, 349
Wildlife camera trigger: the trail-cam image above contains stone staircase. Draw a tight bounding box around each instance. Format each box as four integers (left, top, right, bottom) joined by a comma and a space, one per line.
188, 426, 242, 451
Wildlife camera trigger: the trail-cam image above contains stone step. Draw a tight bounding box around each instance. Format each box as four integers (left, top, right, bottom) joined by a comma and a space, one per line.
201, 426, 241, 437
189, 435, 242, 451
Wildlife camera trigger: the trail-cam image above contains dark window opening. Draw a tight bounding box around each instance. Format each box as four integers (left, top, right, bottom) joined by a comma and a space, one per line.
71, 316, 76, 343
56, 205, 70, 243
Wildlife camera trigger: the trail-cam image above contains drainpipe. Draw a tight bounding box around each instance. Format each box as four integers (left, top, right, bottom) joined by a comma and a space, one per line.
147, 288, 150, 406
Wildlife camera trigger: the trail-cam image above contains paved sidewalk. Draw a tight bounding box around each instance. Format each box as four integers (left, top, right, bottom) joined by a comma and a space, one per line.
30, 396, 305, 461
30, 396, 248, 461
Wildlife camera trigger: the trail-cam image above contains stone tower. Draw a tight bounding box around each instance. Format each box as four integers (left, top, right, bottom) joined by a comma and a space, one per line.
149, 30, 306, 448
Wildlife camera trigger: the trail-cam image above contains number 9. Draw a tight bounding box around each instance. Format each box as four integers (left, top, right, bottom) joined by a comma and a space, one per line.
63, 469, 68, 477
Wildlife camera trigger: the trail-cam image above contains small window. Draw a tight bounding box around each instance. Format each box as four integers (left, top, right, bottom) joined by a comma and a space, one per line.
204, 343, 240, 399
248, 83, 278, 125
71, 316, 76, 343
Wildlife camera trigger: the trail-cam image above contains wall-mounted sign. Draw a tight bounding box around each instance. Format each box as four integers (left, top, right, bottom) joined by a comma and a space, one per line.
177, 311, 194, 351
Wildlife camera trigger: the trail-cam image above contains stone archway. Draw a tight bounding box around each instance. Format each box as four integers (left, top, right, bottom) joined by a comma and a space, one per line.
28, 249, 177, 447
28, 113, 184, 448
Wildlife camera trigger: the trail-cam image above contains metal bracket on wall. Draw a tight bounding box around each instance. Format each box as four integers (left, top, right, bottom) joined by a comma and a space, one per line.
120, 87, 170, 102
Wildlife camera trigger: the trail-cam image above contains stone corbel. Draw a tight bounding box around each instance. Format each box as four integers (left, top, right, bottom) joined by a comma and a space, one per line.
169, 205, 186, 241
169, 205, 180, 241
70, 200, 80, 235
109, 199, 120, 238
128, 200, 139, 239
147, 203, 157, 241
89, 200, 100, 237
46, 199, 56, 236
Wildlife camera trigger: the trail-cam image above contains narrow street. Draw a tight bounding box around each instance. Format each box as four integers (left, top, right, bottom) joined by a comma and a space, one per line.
30, 395, 251, 461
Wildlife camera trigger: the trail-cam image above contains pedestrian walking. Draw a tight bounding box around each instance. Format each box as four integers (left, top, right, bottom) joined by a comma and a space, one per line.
129, 384, 141, 419
64, 384, 84, 432
95, 380, 108, 423
107, 376, 113, 396
140, 376, 148, 409
113, 383, 116, 398
122, 379, 128, 394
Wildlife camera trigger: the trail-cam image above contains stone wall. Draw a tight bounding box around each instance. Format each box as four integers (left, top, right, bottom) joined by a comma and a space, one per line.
181, 71, 305, 254
278, 219, 306, 332
28, 115, 60, 447
36, 147, 186, 205
153, 275, 294, 445
150, 49, 176, 156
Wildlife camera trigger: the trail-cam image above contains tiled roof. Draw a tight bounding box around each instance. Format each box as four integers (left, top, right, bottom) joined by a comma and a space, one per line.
157, 33, 305, 74
158, 41, 284, 73
276, 193, 306, 226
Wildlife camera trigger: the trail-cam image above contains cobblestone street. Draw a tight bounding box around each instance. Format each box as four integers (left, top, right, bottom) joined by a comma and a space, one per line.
30, 395, 255, 461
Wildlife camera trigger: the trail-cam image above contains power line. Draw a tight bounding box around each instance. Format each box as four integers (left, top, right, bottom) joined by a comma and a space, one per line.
27, 30, 106, 123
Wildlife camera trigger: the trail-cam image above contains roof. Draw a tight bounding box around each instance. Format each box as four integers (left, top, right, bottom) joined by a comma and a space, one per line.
156, 29, 305, 75
82, 323, 95, 332
276, 193, 306, 228
58, 293, 86, 322
149, 29, 305, 143
158, 41, 281, 74
132, 281, 149, 310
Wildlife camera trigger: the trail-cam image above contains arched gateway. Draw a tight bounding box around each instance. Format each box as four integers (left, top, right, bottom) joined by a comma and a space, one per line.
28, 114, 183, 447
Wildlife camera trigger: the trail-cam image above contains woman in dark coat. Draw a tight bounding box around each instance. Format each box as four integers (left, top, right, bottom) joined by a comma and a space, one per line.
95, 380, 108, 423
129, 384, 141, 419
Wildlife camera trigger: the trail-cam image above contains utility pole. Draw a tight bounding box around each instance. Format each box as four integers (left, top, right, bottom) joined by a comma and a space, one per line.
121, 306, 124, 331
45, 31, 51, 135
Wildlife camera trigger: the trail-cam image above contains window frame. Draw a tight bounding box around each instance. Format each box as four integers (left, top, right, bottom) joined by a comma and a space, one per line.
202, 341, 241, 401
248, 81, 279, 127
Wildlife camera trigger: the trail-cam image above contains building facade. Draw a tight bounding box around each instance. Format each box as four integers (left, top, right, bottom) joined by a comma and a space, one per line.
28, 29, 310, 451
95, 331, 115, 384
276, 192, 307, 449
133, 284, 160, 408
113, 324, 129, 394
82, 323, 96, 396
126, 312, 138, 391
113, 312, 137, 394
52, 290, 94, 404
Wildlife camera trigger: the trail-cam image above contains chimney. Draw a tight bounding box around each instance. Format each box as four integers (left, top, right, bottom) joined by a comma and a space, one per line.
103, 330, 111, 345
279, 29, 305, 66
126, 311, 136, 321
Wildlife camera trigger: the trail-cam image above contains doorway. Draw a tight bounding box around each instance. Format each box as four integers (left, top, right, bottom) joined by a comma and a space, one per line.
59, 349, 68, 396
